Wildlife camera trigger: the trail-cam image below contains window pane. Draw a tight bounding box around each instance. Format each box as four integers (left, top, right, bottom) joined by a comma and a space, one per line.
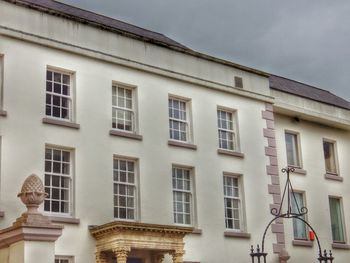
62, 74, 70, 84
169, 98, 189, 142
113, 159, 136, 220
224, 176, 242, 230
323, 141, 337, 173
291, 192, 307, 239
285, 133, 300, 167
47, 70, 52, 81
46, 70, 72, 120
218, 109, 236, 151
112, 86, 135, 131
172, 167, 192, 225
44, 147, 71, 214
329, 198, 345, 242
46, 81, 52, 91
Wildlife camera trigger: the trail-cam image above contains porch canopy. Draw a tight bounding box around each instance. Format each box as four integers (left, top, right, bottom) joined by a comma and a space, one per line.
90, 221, 193, 263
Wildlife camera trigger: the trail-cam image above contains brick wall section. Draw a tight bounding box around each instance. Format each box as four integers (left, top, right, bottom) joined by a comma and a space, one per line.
262, 103, 285, 254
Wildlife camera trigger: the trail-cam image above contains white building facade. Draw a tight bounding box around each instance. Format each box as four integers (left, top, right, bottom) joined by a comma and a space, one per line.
0, 1, 349, 262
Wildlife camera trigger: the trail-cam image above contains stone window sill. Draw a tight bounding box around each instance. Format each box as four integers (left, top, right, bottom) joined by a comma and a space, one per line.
332, 242, 350, 250
191, 228, 202, 235
109, 130, 143, 140
168, 140, 197, 150
49, 216, 80, 224
42, 117, 80, 129
0, 211, 4, 217
218, 149, 244, 158
224, 231, 251, 239
325, 173, 343, 182
288, 166, 307, 175
292, 239, 313, 247
0, 109, 7, 116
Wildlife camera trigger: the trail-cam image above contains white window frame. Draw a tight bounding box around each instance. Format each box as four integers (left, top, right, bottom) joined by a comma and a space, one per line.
0, 54, 4, 111
217, 107, 238, 151
285, 131, 302, 168
323, 139, 339, 175
290, 190, 308, 240
172, 166, 195, 226
223, 173, 246, 232
329, 196, 347, 243
168, 95, 192, 143
112, 82, 138, 133
55, 255, 74, 263
44, 145, 74, 216
113, 156, 138, 221
46, 66, 75, 121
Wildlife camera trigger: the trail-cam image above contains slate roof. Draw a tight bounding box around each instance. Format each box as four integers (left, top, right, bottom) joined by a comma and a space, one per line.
6, 0, 189, 50
4, 0, 270, 77
270, 75, 350, 110
6, 0, 349, 107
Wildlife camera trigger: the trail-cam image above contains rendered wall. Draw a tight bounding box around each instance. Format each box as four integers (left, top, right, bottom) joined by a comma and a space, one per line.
5, 1, 350, 262
0, 26, 275, 263
275, 113, 350, 262
0, 1, 271, 101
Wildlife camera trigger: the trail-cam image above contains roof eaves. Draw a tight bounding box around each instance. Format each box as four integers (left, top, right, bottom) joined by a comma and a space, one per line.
6, 0, 189, 51
5, 0, 270, 78
270, 75, 350, 111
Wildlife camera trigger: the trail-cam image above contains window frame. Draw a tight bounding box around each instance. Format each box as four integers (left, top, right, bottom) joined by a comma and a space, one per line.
328, 196, 347, 243
172, 165, 196, 226
55, 255, 74, 263
323, 139, 339, 175
223, 172, 246, 232
45, 66, 76, 122
284, 130, 302, 168
217, 106, 239, 152
112, 155, 139, 221
290, 190, 308, 240
0, 54, 4, 111
168, 95, 193, 143
44, 145, 74, 217
111, 82, 138, 134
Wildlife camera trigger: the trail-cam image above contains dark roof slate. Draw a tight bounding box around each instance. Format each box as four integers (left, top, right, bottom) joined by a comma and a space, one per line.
270, 75, 350, 110
6, 0, 189, 50
5, 0, 271, 77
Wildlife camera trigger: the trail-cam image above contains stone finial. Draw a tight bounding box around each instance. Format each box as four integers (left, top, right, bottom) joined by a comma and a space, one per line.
17, 174, 48, 213
0, 174, 63, 251
13, 174, 51, 227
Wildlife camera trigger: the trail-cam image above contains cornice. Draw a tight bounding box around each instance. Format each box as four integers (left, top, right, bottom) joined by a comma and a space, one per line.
90, 221, 194, 239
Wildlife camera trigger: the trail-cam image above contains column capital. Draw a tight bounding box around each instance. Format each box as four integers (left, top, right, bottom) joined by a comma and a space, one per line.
171, 249, 185, 263
112, 246, 130, 263
95, 251, 108, 263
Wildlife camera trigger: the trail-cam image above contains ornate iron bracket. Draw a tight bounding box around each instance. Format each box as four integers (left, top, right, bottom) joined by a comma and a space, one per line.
250, 167, 334, 262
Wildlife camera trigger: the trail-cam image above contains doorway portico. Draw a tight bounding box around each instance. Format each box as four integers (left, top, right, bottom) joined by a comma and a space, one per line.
90, 221, 193, 263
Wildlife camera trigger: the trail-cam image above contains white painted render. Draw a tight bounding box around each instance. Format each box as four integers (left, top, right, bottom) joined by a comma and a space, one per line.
275, 113, 350, 262
0, 1, 349, 263
0, 33, 274, 262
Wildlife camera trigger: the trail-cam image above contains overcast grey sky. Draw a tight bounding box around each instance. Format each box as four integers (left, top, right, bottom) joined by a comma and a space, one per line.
61, 0, 350, 100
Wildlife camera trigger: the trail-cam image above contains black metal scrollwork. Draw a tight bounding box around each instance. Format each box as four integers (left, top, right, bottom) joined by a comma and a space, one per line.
250, 167, 334, 263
